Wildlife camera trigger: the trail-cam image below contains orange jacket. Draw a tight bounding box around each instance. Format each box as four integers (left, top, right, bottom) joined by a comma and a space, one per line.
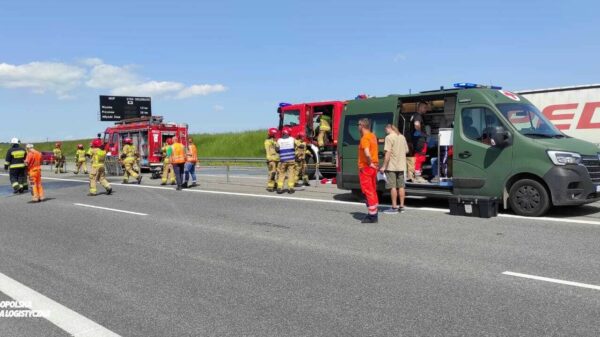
25, 149, 42, 171
170, 142, 186, 164
186, 144, 198, 163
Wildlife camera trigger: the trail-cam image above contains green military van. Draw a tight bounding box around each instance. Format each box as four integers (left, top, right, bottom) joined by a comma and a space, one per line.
337, 84, 600, 217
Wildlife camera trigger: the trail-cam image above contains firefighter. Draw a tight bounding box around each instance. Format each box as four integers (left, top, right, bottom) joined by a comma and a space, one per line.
264, 128, 280, 192
168, 136, 186, 190
4, 138, 28, 193
120, 138, 142, 184
74, 144, 88, 174
160, 138, 176, 185
25, 144, 44, 203
88, 139, 112, 196
53, 142, 66, 174
317, 114, 331, 148
294, 131, 311, 187
276, 127, 296, 194
184, 137, 198, 188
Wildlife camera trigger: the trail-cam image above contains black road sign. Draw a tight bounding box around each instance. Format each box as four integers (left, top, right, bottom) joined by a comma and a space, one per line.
99, 96, 152, 121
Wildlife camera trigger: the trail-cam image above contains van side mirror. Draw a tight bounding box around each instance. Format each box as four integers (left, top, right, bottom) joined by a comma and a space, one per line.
491, 126, 510, 147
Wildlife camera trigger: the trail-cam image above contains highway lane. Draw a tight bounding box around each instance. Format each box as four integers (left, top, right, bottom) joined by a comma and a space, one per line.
0, 173, 599, 336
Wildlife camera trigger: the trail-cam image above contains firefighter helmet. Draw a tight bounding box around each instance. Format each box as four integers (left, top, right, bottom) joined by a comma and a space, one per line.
297, 131, 306, 138
10, 138, 19, 144
91, 139, 102, 148
124, 137, 132, 144
166, 138, 173, 145
268, 128, 278, 137
282, 127, 291, 136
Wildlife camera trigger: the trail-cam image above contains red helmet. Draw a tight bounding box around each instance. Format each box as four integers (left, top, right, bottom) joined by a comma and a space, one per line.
282, 127, 291, 136
77, 144, 84, 149
297, 131, 306, 138
91, 139, 102, 148
55, 142, 62, 147
124, 137, 132, 144
268, 128, 278, 137
166, 138, 173, 145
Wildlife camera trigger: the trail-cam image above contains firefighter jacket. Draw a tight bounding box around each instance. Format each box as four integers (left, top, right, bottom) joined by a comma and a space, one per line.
75, 149, 87, 162
161, 145, 171, 164
121, 144, 137, 162
4, 145, 27, 170
53, 148, 64, 160
90, 148, 107, 169
319, 115, 331, 132
294, 139, 308, 161
264, 138, 279, 162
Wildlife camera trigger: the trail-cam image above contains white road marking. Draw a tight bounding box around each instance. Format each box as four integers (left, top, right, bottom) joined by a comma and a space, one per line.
3, 174, 600, 226
502, 271, 600, 291
0, 272, 122, 337
74, 203, 147, 216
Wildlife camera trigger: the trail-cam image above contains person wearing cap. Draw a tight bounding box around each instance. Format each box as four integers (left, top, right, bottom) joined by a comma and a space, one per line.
160, 138, 176, 185
294, 131, 311, 187
74, 144, 88, 174
120, 137, 142, 184
4, 138, 28, 193
264, 128, 280, 192
53, 142, 66, 174
276, 127, 297, 194
25, 144, 44, 202
88, 138, 112, 196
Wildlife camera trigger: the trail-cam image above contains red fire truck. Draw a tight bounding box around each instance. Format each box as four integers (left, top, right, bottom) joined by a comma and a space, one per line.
102, 116, 188, 176
277, 100, 345, 177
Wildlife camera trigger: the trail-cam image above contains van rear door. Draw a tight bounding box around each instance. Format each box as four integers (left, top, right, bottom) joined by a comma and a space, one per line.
339, 97, 398, 188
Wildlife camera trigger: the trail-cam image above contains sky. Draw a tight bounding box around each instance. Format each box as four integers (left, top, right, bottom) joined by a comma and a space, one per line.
1, 0, 599, 142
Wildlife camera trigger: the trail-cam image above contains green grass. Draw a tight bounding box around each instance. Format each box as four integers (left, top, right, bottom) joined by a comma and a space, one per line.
1, 129, 268, 160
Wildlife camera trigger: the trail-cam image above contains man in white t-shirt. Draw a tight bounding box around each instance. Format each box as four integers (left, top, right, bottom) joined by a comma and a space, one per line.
380, 124, 409, 214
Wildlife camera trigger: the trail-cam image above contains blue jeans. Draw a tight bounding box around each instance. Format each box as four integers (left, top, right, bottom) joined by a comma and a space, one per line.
184, 162, 197, 183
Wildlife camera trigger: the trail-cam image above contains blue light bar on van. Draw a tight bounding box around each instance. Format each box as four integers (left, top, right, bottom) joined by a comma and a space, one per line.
453, 83, 503, 90
490, 85, 503, 90
279, 102, 292, 108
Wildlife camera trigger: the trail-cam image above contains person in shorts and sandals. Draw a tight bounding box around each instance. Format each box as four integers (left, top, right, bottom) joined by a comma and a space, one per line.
380, 124, 409, 214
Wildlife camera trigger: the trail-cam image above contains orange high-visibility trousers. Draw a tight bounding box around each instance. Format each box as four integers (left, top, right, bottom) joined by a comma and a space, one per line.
359, 166, 379, 215
29, 168, 44, 201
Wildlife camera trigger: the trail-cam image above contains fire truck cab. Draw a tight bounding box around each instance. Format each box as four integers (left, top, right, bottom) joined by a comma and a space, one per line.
278, 101, 345, 177
102, 116, 188, 175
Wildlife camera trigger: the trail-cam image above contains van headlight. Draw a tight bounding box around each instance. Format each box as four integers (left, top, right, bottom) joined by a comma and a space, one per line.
547, 151, 582, 165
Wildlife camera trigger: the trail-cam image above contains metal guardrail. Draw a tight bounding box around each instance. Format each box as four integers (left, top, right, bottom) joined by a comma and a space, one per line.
198, 157, 265, 183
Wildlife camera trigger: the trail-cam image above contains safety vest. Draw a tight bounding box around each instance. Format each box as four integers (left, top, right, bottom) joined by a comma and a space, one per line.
5, 146, 27, 169
25, 149, 42, 170
264, 138, 279, 162
170, 142, 186, 164
277, 137, 296, 163
186, 144, 198, 163
161, 145, 170, 164
76, 149, 86, 162
91, 148, 107, 168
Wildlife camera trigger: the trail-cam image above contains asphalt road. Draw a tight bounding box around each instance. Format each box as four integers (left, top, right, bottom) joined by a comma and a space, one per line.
0, 170, 599, 337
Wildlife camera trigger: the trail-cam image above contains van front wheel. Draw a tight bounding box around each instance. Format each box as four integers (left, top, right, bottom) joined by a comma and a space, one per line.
508, 179, 551, 217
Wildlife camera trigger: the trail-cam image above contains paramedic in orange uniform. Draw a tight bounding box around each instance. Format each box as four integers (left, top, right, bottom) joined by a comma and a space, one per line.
357, 118, 379, 223
25, 144, 45, 203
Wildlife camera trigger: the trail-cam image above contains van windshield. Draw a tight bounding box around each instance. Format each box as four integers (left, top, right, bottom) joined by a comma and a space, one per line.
496, 103, 564, 138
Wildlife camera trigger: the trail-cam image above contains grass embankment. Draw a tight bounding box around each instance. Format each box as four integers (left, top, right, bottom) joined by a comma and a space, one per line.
0, 130, 267, 160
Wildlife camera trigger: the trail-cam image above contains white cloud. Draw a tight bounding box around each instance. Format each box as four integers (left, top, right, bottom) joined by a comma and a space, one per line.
0, 58, 227, 99
176, 84, 227, 99
111, 81, 184, 96
0, 62, 86, 96
213, 104, 225, 111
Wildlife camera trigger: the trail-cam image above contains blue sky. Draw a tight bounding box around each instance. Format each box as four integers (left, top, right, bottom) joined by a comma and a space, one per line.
1, 0, 598, 142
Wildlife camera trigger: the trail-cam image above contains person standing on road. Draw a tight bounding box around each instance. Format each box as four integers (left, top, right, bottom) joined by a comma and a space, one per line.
294, 131, 311, 187
121, 138, 142, 184
4, 138, 28, 194
276, 127, 297, 194
53, 142, 66, 174
25, 144, 44, 203
380, 124, 408, 214
74, 144, 88, 174
168, 136, 186, 191
358, 118, 379, 223
160, 138, 176, 186
184, 137, 198, 188
88, 139, 112, 196
264, 128, 280, 192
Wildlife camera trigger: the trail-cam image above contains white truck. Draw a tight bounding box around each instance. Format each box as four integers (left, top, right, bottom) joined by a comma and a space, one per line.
518, 84, 600, 145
